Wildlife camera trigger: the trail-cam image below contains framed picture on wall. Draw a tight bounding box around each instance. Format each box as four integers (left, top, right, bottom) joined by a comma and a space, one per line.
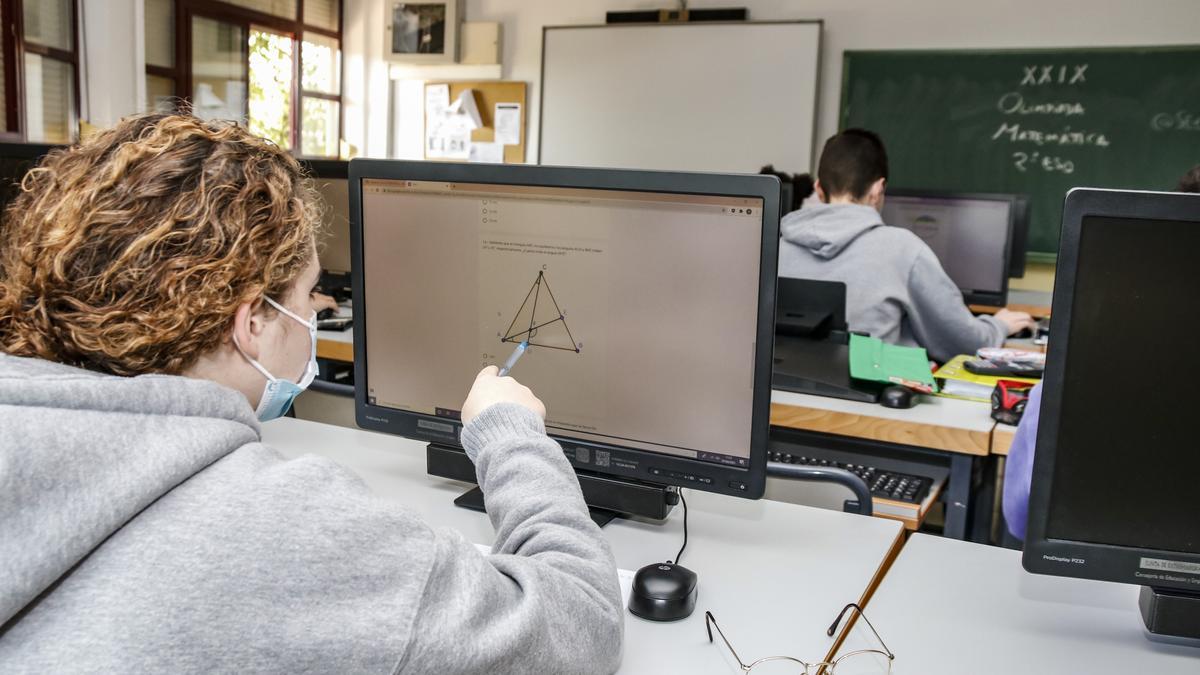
384, 1, 462, 64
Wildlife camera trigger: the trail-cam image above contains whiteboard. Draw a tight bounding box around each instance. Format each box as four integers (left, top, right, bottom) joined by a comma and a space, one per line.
539, 22, 822, 174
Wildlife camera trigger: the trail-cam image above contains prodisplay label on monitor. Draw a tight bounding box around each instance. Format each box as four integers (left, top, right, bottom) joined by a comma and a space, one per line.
360, 178, 763, 468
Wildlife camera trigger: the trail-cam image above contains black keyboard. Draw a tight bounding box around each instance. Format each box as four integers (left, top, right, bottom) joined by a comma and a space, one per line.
768, 450, 933, 504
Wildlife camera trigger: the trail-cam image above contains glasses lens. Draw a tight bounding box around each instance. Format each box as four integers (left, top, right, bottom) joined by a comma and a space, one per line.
746, 657, 810, 675
829, 650, 892, 675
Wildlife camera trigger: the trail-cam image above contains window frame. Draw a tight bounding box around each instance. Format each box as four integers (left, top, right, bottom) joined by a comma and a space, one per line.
0, 0, 83, 143
155, 0, 343, 158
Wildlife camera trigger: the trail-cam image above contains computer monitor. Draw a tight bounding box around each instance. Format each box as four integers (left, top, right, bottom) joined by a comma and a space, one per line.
302, 159, 352, 275
350, 160, 780, 519
881, 189, 1016, 306
1009, 195, 1030, 278
1024, 188, 1200, 644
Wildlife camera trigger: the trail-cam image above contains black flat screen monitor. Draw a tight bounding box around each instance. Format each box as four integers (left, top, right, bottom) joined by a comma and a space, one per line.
302, 160, 352, 275
1009, 195, 1030, 278
881, 189, 1016, 306
350, 160, 779, 500
1024, 188, 1200, 598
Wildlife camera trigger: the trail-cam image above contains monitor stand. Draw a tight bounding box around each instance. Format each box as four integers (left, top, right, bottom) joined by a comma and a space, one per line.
1139, 586, 1200, 647
427, 443, 676, 528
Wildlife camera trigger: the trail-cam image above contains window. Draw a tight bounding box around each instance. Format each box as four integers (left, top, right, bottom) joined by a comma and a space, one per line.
146, 0, 342, 158
0, 0, 81, 143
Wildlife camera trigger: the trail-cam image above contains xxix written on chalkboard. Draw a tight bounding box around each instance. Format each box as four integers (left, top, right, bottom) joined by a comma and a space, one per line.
841, 47, 1200, 256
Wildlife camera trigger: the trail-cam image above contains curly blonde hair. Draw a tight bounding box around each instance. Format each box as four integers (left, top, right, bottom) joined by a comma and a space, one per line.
0, 113, 321, 376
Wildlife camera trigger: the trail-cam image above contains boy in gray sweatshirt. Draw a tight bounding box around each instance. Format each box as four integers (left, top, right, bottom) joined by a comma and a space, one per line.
0, 113, 622, 674
778, 129, 1034, 363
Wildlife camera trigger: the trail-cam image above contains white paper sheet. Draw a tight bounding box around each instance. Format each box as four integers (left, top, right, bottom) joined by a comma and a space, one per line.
468, 141, 505, 164
426, 84, 469, 159
494, 103, 522, 146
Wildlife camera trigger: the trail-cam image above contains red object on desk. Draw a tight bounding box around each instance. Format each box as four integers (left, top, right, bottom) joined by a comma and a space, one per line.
991, 380, 1034, 425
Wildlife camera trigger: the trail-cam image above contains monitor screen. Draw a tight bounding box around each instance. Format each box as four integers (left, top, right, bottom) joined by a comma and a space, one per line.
881, 192, 1014, 304
314, 177, 351, 273
1024, 188, 1200, 596
1044, 214, 1199, 555
354, 166, 775, 495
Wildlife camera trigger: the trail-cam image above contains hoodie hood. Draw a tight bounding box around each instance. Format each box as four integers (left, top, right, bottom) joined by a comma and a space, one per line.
0, 353, 260, 626
780, 202, 884, 259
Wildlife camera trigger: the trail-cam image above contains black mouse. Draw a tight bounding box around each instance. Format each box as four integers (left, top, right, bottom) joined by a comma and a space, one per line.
317, 307, 336, 321
1012, 326, 1035, 340
880, 385, 917, 409
627, 561, 697, 622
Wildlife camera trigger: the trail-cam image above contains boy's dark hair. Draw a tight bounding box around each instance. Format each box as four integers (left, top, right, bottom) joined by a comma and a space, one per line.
816, 129, 889, 201
1178, 164, 1200, 193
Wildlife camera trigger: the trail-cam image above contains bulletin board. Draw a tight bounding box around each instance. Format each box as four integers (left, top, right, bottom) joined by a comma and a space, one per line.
424, 81, 527, 164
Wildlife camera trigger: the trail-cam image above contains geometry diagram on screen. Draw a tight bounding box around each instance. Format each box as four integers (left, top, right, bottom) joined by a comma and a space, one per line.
501, 270, 581, 353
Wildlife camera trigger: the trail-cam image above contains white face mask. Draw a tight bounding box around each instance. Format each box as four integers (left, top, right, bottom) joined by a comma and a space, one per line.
233, 296, 318, 422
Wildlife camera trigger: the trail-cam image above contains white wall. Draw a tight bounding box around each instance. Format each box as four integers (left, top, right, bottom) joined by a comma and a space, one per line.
79, 0, 143, 129
356, 0, 1200, 164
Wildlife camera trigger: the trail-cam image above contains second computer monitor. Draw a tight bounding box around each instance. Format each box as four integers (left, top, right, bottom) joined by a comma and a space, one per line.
350, 161, 780, 500
881, 189, 1016, 306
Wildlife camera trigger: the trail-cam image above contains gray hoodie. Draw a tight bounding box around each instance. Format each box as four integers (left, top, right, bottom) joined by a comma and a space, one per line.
0, 353, 622, 674
778, 203, 1006, 362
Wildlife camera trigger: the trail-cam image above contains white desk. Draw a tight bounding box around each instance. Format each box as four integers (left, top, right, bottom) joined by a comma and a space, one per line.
834, 534, 1200, 674
261, 418, 905, 674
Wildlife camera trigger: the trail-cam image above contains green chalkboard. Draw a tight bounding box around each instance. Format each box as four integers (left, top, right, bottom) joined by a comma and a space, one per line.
841, 47, 1200, 256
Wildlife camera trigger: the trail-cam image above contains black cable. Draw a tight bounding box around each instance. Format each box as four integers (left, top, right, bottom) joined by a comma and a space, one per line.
670, 489, 688, 566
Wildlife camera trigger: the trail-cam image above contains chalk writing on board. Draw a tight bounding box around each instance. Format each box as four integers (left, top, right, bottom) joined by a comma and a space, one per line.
991, 123, 1110, 148
997, 93, 1085, 117
1012, 151, 1075, 175
1020, 64, 1088, 86
1151, 111, 1200, 132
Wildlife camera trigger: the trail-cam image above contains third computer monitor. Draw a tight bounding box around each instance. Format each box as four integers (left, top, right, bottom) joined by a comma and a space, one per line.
350, 161, 780, 500
881, 189, 1017, 306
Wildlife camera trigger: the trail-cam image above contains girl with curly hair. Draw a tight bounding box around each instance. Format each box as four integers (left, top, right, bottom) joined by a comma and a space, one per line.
0, 114, 622, 673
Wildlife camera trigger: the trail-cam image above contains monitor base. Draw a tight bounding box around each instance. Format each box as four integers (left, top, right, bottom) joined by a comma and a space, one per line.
427, 443, 676, 529
1139, 585, 1200, 646
454, 486, 620, 528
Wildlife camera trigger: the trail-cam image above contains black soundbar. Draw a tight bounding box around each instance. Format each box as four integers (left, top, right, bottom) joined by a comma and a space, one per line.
426, 443, 677, 521
606, 8, 748, 24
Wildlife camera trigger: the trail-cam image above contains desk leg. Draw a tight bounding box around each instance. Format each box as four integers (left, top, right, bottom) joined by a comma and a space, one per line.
944, 454, 974, 540
969, 454, 1000, 544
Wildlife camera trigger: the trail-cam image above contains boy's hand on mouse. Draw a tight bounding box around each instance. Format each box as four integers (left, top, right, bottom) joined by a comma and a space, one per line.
995, 309, 1037, 336
311, 291, 339, 314
461, 366, 546, 426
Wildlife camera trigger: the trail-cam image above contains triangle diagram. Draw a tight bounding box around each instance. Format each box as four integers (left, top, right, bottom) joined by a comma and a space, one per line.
502, 271, 580, 353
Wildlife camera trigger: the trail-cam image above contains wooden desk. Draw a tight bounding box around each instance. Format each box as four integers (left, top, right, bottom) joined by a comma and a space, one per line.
992, 423, 1017, 456
834, 534, 1200, 674
970, 288, 1054, 319
771, 390, 998, 541
770, 391, 993, 456
261, 418, 906, 673
316, 327, 353, 363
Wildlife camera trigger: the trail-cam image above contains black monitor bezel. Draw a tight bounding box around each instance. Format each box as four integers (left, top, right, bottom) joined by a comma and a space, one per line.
1023, 187, 1200, 592
349, 159, 780, 500
883, 188, 1016, 307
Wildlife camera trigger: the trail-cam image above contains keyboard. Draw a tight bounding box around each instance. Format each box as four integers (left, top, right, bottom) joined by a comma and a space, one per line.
768, 449, 933, 504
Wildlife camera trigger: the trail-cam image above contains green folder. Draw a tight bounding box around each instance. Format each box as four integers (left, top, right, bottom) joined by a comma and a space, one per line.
848, 334, 938, 393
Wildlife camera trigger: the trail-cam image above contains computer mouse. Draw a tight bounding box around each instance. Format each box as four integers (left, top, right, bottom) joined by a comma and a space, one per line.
880, 385, 917, 409
1012, 326, 1035, 340
317, 307, 336, 321
627, 561, 697, 622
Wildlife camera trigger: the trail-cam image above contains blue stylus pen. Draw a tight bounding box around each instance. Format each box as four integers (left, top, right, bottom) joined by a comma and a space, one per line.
497, 341, 528, 377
